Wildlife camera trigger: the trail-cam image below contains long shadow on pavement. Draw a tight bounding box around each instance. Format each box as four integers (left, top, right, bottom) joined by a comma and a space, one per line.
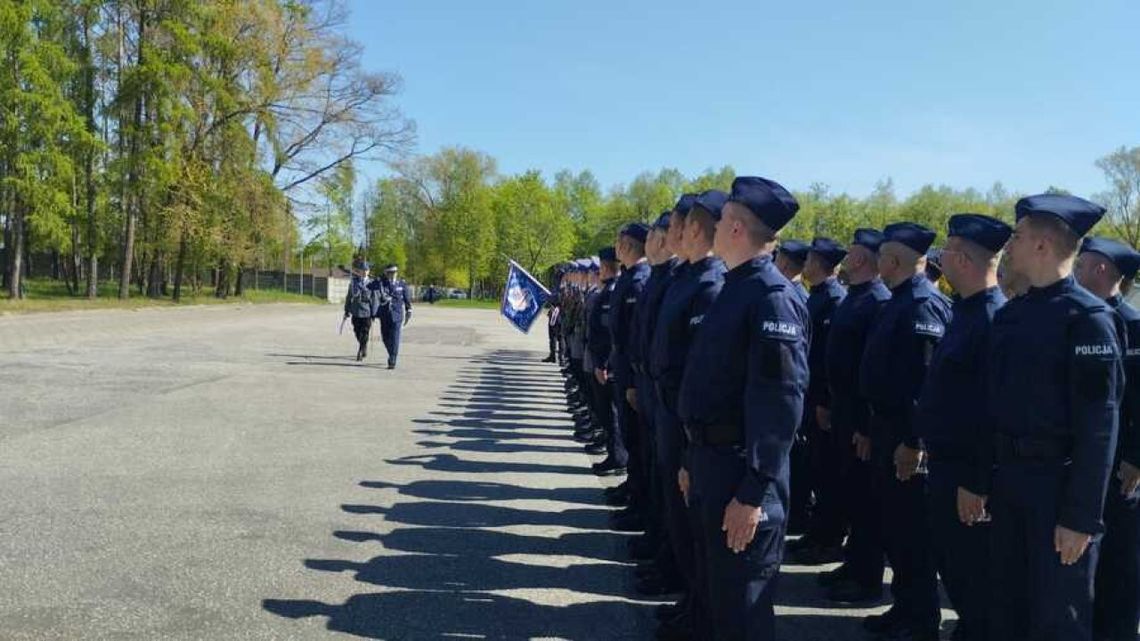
262, 349, 656, 639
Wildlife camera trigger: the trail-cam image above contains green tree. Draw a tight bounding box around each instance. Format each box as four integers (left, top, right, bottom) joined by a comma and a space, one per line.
493, 170, 575, 274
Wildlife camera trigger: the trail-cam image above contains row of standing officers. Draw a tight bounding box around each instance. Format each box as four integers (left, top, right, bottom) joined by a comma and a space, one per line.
548, 176, 1139, 641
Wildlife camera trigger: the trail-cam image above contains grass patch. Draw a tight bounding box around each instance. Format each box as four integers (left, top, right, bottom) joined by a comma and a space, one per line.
1, 278, 324, 315
431, 298, 501, 310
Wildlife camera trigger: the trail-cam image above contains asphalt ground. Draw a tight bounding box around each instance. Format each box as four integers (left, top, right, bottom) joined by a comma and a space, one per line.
0, 303, 954, 640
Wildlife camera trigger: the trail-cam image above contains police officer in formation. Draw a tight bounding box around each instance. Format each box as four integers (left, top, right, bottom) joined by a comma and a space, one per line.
548, 183, 1137, 641
786, 237, 849, 564
376, 264, 412, 369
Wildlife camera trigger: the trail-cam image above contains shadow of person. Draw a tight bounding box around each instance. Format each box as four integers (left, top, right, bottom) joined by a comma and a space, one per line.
302, 554, 644, 599
264, 589, 653, 639
358, 479, 604, 506
385, 453, 590, 476
412, 427, 569, 441
333, 526, 624, 561
341, 501, 610, 530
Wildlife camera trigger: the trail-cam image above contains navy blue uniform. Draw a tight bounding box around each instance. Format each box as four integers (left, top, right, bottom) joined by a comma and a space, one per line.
800, 277, 847, 547
984, 276, 1123, 641
609, 262, 651, 483
915, 285, 1006, 640
587, 278, 619, 464
678, 255, 810, 641
826, 277, 892, 589
1094, 294, 1140, 641
377, 277, 412, 367
649, 256, 726, 626
344, 276, 385, 357
629, 258, 680, 550
859, 273, 952, 636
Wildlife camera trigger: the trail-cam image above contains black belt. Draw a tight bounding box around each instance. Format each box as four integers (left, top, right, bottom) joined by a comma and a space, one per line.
993, 434, 1072, 463
684, 422, 743, 447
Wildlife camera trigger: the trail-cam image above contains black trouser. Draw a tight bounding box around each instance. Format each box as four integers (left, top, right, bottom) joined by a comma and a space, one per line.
990, 462, 1098, 641
590, 375, 616, 452
1094, 476, 1140, 641
871, 417, 939, 636
635, 370, 669, 553
806, 417, 847, 547
656, 400, 707, 629
929, 458, 991, 640
610, 366, 634, 470
839, 450, 885, 588
789, 426, 812, 533
877, 461, 939, 635
691, 444, 785, 641
547, 322, 559, 358
351, 316, 371, 353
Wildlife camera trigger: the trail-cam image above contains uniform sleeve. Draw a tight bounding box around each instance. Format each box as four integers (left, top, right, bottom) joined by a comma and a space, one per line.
1120, 319, 1140, 466
403, 282, 413, 313
964, 325, 996, 496
1060, 311, 1123, 535
901, 301, 948, 448
737, 293, 810, 507
587, 295, 611, 369
343, 284, 352, 316
808, 297, 836, 410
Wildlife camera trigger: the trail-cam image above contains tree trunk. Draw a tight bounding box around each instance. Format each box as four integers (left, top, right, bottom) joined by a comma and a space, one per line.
215, 258, 230, 298
146, 251, 163, 298
119, 5, 146, 300
84, 7, 98, 300
7, 205, 25, 299
234, 265, 245, 297
173, 229, 188, 302
70, 225, 82, 296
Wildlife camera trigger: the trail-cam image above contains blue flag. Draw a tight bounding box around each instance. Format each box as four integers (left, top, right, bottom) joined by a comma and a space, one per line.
500, 259, 551, 333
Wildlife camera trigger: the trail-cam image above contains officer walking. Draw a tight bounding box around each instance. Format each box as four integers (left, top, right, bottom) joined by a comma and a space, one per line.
786, 237, 848, 566
1073, 237, 1140, 641
985, 194, 1122, 641
859, 222, 951, 641
820, 229, 893, 605
915, 214, 1012, 641
343, 260, 382, 361
377, 264, 413, 370
678, 176, 809, 640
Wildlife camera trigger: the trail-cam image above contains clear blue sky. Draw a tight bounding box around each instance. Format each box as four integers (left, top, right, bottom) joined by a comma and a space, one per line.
346, 0, 1139, 200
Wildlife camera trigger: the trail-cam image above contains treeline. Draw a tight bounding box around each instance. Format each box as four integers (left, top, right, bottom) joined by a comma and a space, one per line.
3, 0, 1137, 303
0, 0, 412, 301
361, 145, 1140, 293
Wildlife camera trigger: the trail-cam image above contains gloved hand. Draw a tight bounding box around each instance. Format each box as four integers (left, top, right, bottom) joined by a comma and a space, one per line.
404, 310, 412, 327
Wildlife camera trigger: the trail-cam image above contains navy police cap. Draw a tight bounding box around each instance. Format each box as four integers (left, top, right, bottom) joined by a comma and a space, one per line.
883, 222, 937, 255
674, 193, 698, 217
947, 213, 1012, 253
693, 190, 729, 221
598, 246, 618, 262
853, 228, 885, 253
728, 176, 800, 232
778, 239, 810, 263
620, 222, 650, 244
809, 237, 847, 267
1081, 237, 1140, 281
654, 211, 672, 230
1015, 194, 1106, 238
